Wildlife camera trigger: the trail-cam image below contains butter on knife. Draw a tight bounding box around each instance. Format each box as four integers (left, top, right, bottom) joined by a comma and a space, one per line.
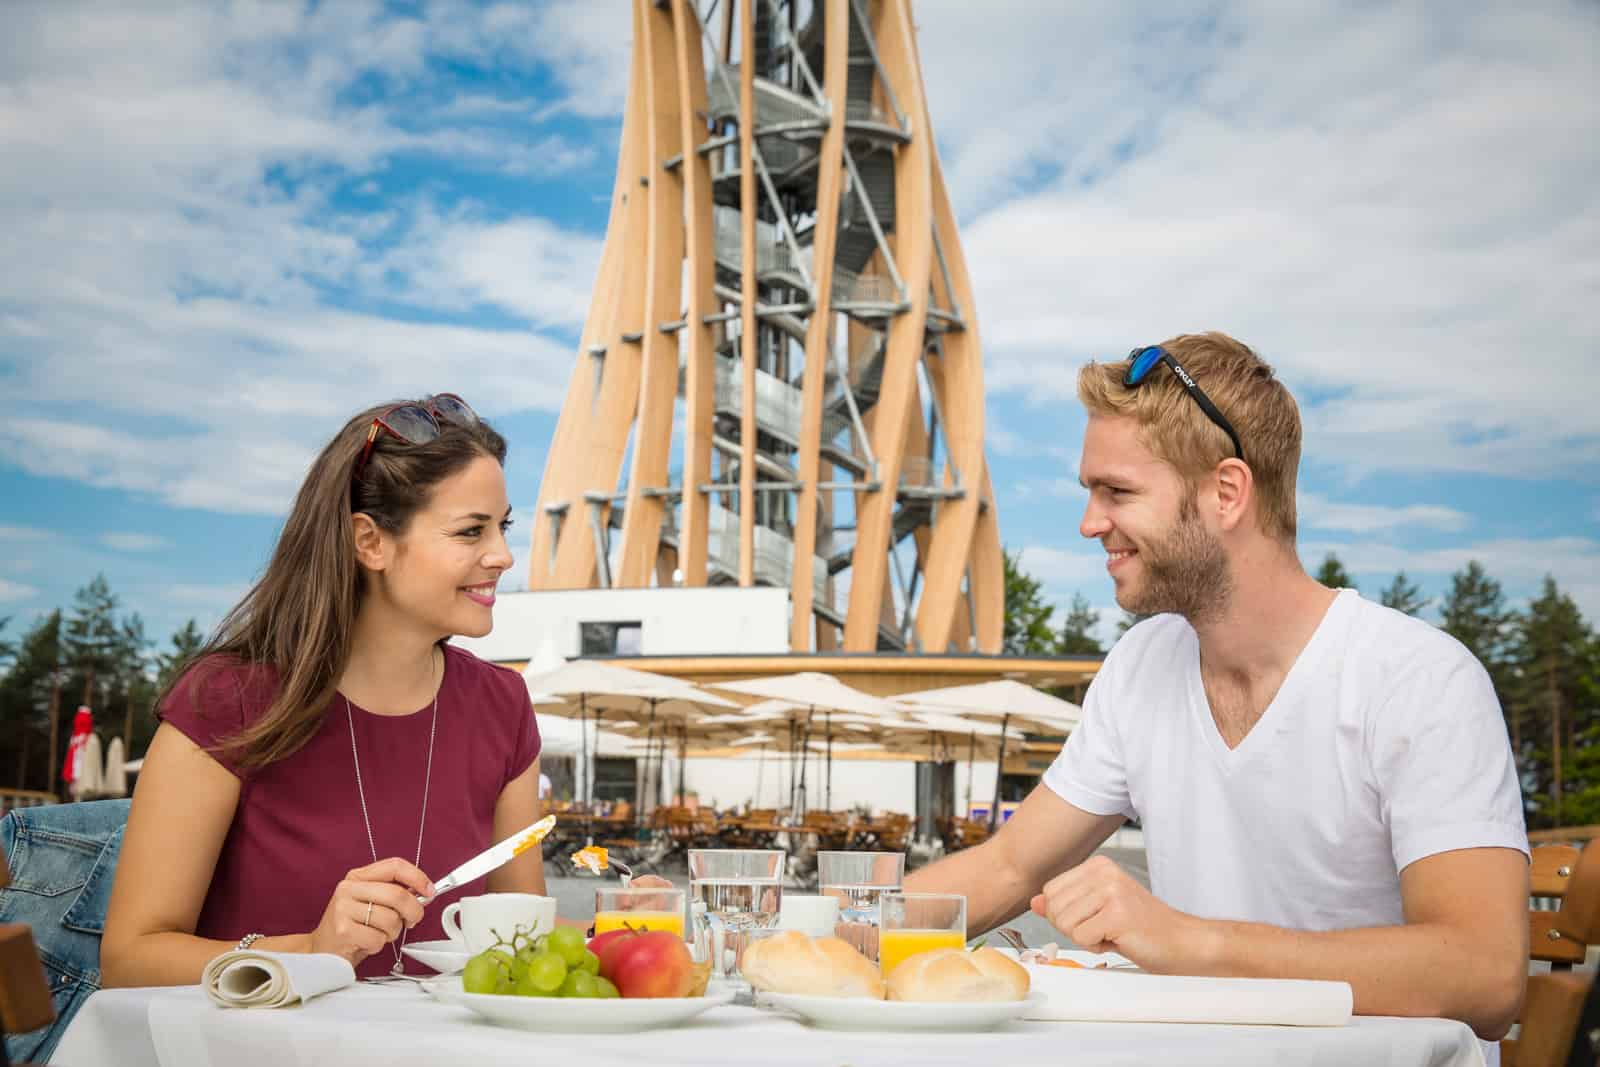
422, 814, 557, 900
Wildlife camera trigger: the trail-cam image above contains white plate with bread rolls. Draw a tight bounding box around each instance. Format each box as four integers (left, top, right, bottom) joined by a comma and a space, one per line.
756, 990, 1045, 1032
742, 931, 1040, 1032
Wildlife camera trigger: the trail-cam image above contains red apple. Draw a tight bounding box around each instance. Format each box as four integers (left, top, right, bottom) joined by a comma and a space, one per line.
587, 927, 637, 964
601, 930, 700, 998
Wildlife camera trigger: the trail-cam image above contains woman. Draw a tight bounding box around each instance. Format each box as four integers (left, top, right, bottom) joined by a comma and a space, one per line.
102, 395, 547, 985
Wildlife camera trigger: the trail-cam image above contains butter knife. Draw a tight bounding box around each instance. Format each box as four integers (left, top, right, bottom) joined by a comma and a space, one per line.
423, 814, 557, 900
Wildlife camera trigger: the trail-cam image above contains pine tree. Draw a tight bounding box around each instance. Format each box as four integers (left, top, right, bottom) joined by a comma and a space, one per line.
1057, 594, 1104, 655
157, 618, 206, 688
1002, 549, 1058, 656
63, 574, 122, 708
1379, 571, 1427, 616
1508, 576, 1594, 828
1439, 562, 1516, 750
1117, 609, 1152, 635
0, 611, 63, 792
1313, 553, 1356, 591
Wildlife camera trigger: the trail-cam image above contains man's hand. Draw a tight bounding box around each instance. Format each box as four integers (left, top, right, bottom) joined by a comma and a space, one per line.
627, 874, 674, 890
1030, 855, 1212, 973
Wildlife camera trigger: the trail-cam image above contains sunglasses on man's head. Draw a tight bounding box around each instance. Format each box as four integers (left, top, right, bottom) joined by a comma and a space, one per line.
353, 393, 480, 480
1123, 346, 1245, 465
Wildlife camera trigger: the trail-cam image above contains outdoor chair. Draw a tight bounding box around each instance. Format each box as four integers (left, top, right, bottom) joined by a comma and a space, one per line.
1503, 841, 1600, 1066
0, 844, 54, 1067
0, 798, 130, 1064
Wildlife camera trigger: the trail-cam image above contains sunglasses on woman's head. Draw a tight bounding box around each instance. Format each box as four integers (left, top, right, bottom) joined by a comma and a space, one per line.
353, 393, 480, 480
1123, 346, 1245, 465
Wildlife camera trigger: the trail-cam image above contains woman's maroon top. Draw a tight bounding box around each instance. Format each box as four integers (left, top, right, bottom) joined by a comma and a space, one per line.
161, 643, 541, 978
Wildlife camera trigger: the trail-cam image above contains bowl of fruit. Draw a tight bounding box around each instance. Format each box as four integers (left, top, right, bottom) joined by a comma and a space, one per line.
422, 922, 730, 1031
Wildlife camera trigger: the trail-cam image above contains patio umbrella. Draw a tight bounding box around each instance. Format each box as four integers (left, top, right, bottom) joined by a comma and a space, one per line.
72, 733, 104, 801
892, 711, 1028, 815
710, 673, 906, 813
892, 680, 1082, 830
104, 736, 128, 797
524, 659, 738, 808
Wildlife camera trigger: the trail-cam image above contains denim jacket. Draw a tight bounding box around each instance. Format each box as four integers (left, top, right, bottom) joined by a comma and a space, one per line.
0, 799, 130, 1066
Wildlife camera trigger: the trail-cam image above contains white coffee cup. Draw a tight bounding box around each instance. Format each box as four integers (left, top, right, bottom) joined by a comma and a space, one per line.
776, 894, 840, 937
440, 893, 557, 954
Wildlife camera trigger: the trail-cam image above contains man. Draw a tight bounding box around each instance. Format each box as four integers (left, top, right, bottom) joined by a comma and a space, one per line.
905, 332, 1528, 1042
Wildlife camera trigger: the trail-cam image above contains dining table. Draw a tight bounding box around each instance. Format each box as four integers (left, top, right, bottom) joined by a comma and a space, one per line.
51, 981, 1489, 1067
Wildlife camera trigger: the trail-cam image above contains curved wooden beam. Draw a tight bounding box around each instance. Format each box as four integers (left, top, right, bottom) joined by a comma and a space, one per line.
787, 0, 850, 650
617, 0, 686, 586
843, 0, 934, 650
673, 0, 718, 587
737, 0, 757, 587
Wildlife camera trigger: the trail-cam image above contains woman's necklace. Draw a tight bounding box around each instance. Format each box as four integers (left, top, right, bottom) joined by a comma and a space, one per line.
346, 656, 439, 978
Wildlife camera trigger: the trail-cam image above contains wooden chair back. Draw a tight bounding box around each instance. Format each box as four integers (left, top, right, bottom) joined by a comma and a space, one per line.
0, 840, 57, 1060
1523, 844, 1587, 972
1505, 842, 1600, 1066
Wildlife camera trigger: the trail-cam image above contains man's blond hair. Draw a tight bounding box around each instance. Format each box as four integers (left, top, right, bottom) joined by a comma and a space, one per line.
1077, 332, 1301, 543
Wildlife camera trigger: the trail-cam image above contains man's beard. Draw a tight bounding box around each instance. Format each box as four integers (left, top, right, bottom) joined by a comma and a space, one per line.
1117, 492, 1232, 625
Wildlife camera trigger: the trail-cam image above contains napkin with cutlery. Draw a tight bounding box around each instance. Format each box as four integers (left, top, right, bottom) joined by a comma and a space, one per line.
202, 949, 356, 1009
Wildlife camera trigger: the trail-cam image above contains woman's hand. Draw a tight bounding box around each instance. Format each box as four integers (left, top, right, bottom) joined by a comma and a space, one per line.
308, 858, 434, 965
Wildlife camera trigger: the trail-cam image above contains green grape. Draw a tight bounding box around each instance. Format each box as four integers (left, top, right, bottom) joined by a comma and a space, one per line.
513, 963, 553, 997
594, 976, 620, 999
560, 971, 599, 999
526, 950, 568, 994
577, 949, 600, 976
461, 952, 502, 995
547, 925, 587, 967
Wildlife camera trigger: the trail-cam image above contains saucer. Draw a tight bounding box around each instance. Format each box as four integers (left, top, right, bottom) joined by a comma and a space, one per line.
401, 939, 473, 974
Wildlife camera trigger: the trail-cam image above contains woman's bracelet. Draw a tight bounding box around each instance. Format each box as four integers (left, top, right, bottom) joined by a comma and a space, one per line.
235, 932, 265, 952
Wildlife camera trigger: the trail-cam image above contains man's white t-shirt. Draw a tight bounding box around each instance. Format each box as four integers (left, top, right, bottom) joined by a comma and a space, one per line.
1044, 589, 1528, 932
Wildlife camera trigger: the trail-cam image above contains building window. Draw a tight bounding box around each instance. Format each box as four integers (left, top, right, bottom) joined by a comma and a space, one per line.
580, 621, 642, 656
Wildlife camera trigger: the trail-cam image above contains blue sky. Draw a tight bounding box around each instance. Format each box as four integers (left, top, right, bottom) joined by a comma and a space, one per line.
1, 1, 1596, 654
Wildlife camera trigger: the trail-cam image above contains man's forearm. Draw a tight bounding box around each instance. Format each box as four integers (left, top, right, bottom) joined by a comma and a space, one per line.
1187, 918, 1524, 1040
903, 840, 1035, 935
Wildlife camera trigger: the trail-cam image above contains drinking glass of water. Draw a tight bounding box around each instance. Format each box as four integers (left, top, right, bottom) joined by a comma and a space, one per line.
687, 849, 785, 983
817, 851, 905, 962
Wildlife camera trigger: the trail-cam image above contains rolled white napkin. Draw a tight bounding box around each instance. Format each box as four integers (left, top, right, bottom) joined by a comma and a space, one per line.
201, 950, 356, 1009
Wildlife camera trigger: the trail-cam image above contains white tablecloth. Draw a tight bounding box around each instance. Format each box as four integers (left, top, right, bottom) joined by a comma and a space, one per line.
52, 983, 1487, 1067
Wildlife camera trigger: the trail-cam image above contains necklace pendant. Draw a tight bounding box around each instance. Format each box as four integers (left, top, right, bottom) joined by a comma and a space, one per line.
390, 958, 406, 978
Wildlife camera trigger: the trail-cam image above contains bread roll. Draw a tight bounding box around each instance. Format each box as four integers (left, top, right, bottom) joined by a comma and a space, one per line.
740, 930, 885, 999
885, 947, 1030, 1002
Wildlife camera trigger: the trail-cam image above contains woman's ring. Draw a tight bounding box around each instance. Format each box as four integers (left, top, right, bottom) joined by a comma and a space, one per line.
363, 901, 374, 926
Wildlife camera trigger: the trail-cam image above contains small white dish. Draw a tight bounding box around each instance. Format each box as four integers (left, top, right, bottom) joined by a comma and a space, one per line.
421, 976, 737, 1032
401, 940, 474, 974
755, 991, 1043, 1032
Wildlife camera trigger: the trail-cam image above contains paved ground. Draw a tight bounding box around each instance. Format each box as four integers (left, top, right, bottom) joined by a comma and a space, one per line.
546, 843, 1148, 951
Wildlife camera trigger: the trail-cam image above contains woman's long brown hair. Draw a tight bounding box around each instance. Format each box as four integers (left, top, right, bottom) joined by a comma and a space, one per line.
158, 401, 507, 770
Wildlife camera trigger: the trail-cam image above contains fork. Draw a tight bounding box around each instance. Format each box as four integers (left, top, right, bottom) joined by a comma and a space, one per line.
996, 927, 1030, 953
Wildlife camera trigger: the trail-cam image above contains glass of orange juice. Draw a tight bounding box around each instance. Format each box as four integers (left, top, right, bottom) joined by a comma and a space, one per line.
593, 886, 687, 940
877, 892, 966, 976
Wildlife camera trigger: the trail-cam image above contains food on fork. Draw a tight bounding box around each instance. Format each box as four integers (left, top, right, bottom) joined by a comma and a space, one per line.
740, 930, 886, 999
571, 845, 609, 875
885, 947, 1030, 1003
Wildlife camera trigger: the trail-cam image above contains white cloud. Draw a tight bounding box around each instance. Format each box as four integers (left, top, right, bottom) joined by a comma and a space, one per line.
1017, 544, 1106, 588
0, 3, 598, 515
0, 579, 40, 603
1298, 493, 1469, 534
0, 525, 50, 541
917, 2, 1600, 481
100, 533, 173, 552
